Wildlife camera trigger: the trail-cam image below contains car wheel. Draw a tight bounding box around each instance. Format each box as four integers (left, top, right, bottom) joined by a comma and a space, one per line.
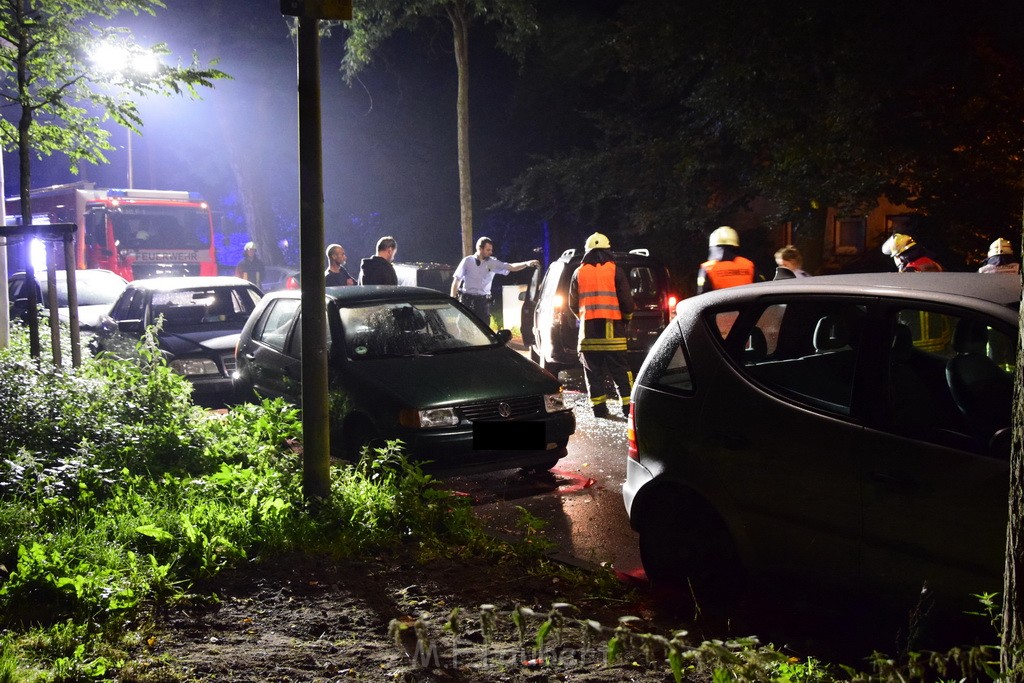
636, 491, 743, 607
525, 457, 560, 473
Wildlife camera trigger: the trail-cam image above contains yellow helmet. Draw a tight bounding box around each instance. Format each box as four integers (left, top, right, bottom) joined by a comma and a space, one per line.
585, 232, 611, 251
709, 226, 740, 247
989, 238, 1013, 257
881, 233, 916, 257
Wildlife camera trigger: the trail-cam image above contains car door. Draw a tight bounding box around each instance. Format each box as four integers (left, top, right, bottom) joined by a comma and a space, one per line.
858, 305, 1013, 608
698, 297, 869, 590
241, 297, 301, 400
519, 266, 541, 348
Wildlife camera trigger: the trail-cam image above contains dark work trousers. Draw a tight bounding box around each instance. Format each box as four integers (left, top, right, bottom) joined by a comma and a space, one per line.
579, 349, 634, 414
459, 293, 492, 327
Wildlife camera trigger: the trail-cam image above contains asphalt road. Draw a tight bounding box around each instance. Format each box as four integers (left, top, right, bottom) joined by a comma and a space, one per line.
439, 365, 644, 579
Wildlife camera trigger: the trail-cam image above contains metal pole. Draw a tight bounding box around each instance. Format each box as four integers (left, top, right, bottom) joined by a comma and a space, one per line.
297, 16, 331, 501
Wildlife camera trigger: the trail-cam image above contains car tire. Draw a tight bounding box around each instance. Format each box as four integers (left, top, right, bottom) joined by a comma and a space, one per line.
636, 491, 743, 608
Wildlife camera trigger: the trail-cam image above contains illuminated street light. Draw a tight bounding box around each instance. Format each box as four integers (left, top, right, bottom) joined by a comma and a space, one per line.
89, 43, 160, 188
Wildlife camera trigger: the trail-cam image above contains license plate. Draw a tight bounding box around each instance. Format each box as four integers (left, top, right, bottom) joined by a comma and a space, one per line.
472, 421, 545, 450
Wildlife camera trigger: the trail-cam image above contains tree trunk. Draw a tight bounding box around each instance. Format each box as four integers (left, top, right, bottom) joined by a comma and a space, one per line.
16, 0, 40, 359
449, 5, 473, 259
1001, 214, 1024, 680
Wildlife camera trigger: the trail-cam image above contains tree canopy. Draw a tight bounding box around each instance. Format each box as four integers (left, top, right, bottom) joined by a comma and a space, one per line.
500, 0, 1024, 269
338, 0, 538, 258
0, 0, 226, 205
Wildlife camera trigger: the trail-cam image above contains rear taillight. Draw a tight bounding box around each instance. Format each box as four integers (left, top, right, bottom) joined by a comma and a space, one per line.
284, 275, 300, 289
666, 294, 678, 321
627, 402, 638, 461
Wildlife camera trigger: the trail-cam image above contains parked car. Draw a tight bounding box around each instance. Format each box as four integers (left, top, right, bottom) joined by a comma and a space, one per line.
8, 269, 128, 330
91, 276, 263, 405
260, 265, 301, 292
393, 262, 455, 292
234, 285, 576, 473
520, 248, 675, 372
624, 272, 1019, 629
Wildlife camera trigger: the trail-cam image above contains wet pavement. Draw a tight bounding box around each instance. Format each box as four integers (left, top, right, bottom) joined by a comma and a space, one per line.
440, 365, 643, 578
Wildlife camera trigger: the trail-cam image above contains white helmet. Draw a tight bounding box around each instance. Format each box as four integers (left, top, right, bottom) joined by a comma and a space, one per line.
585, 232, 611, 251
989, 238, 1013, 257
709, 226, 739, 248
881, 233, 916, 257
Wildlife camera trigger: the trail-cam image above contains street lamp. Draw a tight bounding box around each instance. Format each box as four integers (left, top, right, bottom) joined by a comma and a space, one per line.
90, 44, 159, 189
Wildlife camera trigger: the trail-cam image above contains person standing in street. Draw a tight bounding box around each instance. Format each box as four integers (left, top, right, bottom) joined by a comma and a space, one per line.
881, 233, 943, 272
697, 226, 758, 293
325, 244, 356, 286
358, 236, 398, 285
978, 238, 1021, 274
773, 244, 810, 279
234, 241, 264, 288
569, 232, 635, 419
450, 236, 540, 327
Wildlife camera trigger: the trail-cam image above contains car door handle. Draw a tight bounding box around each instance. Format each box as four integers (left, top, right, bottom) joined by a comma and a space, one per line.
243, 352, 255, 360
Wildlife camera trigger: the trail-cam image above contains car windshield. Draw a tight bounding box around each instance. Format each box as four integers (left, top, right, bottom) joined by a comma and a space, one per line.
339, 300, 494, 358
150, 287, 260, 330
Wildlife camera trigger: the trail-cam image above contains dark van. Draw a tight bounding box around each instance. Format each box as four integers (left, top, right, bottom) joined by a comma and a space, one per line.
520, 248, 675, 373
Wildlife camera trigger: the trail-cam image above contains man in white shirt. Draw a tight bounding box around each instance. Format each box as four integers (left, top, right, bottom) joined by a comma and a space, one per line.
450, 237, 539, 327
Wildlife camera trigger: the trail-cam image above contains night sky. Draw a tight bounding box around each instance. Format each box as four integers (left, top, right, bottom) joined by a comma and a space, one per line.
3, 0, 535, 270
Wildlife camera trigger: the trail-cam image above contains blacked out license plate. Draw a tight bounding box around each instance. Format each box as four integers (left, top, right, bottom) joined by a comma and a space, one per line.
472, 421, 545, 450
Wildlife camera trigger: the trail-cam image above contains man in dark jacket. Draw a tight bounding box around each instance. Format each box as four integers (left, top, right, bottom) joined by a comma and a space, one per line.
358, 236, 398, 285
568, 232, 635, 419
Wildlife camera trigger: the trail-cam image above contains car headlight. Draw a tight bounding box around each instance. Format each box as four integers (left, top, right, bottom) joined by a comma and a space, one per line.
170, 358, 221, 376
399, 407, 460, 428
543, 391, 568, 413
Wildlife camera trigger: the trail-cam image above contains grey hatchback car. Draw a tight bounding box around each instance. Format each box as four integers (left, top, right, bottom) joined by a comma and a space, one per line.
233, 286, 575, 473
624, 273, 1019, 624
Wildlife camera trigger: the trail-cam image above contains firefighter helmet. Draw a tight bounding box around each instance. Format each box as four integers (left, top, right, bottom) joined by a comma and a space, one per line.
989, 238, 1013, 258
881, 233, 916, 257
709, 226, 740, 248
585, 232, 611, 251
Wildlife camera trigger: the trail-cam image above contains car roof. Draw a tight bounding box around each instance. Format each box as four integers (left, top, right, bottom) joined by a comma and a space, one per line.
125, 276, 255, 291
267, 285, 452, 305
556, 248, 664, 266
689, 272, 1021, 314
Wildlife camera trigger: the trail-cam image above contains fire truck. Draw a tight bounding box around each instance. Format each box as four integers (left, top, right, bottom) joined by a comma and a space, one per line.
5, 181, 218, 280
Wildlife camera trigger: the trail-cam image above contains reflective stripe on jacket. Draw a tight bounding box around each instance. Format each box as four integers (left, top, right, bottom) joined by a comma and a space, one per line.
577, 262, 623, 321
701, 256, 755, 290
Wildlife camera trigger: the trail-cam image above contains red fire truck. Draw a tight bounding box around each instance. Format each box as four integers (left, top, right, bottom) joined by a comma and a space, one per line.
5, 181, 218, 280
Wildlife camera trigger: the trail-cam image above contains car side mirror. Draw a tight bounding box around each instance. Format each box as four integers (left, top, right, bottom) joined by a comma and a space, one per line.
495, 329, 512, 345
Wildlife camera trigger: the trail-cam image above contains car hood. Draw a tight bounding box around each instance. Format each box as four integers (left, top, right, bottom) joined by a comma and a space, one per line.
59, 304, 112, 330
341, 346, 559, 408
159, 329, 242, 355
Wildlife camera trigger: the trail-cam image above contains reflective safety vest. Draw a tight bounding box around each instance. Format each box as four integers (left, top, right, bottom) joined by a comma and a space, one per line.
701, 256, 755, 290
577, 262, 622, 320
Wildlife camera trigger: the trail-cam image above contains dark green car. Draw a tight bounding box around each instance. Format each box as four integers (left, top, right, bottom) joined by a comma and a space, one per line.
234, 285, 575, 473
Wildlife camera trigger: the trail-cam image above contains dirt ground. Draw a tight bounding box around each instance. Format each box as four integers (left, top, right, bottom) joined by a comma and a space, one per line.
127, 551, 725, 682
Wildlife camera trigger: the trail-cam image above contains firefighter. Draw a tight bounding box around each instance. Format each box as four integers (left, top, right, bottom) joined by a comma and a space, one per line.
978, 238, 1021, 274
697, 226, 758, 293
881, 233, 943, 272
568, 232, 635, 419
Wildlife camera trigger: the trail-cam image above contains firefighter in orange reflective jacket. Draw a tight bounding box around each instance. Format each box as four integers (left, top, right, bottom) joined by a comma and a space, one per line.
568, 232, 636, 419
697, 226, 758, 293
